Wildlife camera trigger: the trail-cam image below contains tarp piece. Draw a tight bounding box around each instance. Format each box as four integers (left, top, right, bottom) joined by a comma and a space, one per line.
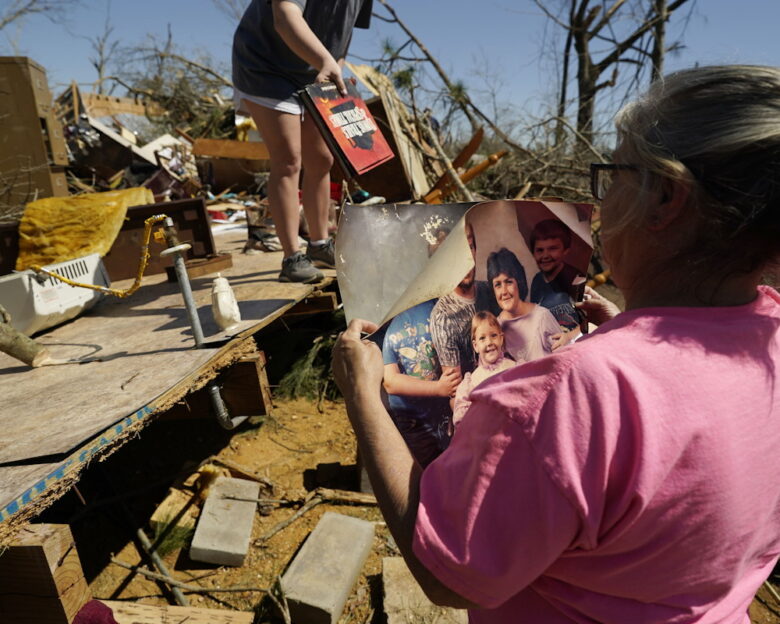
15, 187, 154, 270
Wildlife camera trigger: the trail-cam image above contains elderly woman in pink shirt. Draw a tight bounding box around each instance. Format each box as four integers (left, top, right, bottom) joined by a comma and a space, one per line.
333, 65, 780, 623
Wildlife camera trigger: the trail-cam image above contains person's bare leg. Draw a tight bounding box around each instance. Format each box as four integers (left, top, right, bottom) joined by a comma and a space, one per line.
245, 100, 302, 258
301, 113, 334, 243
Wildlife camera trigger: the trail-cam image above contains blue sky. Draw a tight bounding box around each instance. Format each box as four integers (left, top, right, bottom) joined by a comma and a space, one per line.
4, 0, 779, 127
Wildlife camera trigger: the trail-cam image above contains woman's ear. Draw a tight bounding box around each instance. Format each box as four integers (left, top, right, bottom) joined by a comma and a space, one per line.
648, 178, 691, 231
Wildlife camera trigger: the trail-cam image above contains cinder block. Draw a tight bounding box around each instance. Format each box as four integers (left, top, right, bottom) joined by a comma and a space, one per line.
280, 511, 374, 624
189, 477, 260, 566
383, 557, 468, 624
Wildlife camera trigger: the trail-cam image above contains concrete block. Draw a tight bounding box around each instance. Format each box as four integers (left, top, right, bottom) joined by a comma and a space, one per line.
383, 557, 468, 624
189, 477, 259, 566
280, 511, 374, 624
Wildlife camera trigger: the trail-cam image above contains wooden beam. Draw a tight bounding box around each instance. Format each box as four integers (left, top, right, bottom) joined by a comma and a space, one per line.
81, 92, 166, 117
426, 127, 484, 196
283, 291, 339, 317
163, 352, 273, 420
0, 524, 91, 624
192, 138, 270, 161
423, 149, 509, 204
101, 600, 254, 623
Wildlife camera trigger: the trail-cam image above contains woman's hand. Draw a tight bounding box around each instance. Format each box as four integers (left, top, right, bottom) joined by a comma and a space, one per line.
315, 56, 347, 95
575, 286, 622, 326
550, 328, 580, 351
332, 319, 383, 404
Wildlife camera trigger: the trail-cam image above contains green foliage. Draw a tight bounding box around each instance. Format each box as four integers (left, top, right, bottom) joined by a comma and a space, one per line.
392, 66, 416, 92
276, 309, 346, 402
151, 516, 194, 556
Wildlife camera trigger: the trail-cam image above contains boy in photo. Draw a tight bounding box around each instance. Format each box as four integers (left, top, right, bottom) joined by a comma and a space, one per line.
529, 219, 584, 330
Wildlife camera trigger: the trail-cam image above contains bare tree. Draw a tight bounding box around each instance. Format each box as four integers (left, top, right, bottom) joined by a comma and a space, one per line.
0, 0, 79, 32
210, 0, 250, 23
536, 0, 694, 145
88, 3, 120, 94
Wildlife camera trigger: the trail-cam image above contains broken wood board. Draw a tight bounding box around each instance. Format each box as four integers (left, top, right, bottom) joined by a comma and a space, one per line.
164, 353, 273, 420
193, 138, 270, 161
0, 230, 335, 541
81, 91, 166, 118
149, 487, 200, 536
101, 600, 254, 624
164, 252, 233, 282
347, 63, 430, 200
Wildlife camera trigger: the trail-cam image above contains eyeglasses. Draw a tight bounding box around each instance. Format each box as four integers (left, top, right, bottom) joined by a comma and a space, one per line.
590, 163, 639, 201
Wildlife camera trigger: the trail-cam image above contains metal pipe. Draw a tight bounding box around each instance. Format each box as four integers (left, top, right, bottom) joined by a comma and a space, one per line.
171, 251, 206, 347
160, 218, 247, 430
208, 381, 248, 430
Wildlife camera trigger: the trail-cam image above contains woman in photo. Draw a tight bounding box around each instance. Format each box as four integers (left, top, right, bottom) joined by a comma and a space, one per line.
487, 247, 561, 363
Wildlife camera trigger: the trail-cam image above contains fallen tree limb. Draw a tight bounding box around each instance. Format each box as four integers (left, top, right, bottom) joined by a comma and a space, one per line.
109, 557, 269, 594
253, 487, 377, 544
0, 304, 52, 367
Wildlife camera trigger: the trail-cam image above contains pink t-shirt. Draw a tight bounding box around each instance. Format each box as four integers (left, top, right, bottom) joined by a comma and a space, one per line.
413, 286, 780, 623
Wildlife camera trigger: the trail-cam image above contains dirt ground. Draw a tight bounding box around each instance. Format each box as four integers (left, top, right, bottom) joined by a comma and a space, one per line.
69, 397, 392, 622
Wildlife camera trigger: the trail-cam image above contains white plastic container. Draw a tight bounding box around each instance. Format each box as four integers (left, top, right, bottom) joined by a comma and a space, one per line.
0, 253, 111, 336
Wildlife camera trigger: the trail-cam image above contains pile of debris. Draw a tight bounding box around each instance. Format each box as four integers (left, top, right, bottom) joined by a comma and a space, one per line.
0, 55, 511, 240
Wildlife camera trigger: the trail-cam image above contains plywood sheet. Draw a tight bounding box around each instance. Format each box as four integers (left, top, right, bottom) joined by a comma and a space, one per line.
0, 228, 335, 535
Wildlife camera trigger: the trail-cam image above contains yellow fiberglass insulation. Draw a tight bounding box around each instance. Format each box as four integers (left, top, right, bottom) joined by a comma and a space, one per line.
15, 187, 154, 270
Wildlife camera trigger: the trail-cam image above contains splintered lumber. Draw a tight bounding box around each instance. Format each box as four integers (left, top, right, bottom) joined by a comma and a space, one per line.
423, 149, 509, 204
0, 524, 92, 624
280, 512, 375, 624
383, 557, 467, 624
190, 477, 260, 566
426, 127, 484, 196
192, 138, 270, 160
149, 487, 200, 536
101, 600, 254, 624
284, 292, 339, 317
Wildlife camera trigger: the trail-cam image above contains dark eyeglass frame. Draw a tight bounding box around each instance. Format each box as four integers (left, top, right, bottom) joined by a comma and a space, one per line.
590, 163, 639, 201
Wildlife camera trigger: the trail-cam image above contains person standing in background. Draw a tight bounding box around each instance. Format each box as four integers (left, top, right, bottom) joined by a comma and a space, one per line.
232, 0, 372, 283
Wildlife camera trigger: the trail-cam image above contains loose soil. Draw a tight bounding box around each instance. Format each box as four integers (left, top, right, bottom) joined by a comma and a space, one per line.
43, 397, 393, 622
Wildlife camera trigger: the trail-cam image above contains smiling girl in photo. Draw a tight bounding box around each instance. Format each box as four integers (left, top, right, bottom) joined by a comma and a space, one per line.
452, 311, 516, 427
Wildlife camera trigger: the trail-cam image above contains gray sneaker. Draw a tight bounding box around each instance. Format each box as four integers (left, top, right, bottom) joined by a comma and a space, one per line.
306, 238, 336, 269
279, 252, 323, 283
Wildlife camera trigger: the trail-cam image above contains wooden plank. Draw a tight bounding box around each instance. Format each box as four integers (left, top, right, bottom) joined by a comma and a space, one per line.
0, 232, 334, 538
284, 291, 339, 317
192, 138, 270, 161
0, 523, 91, 623
427, 127, 484, 195
149, 487, 199, 536
164, 253, 233, 282
102, 600, 254, 624
165, 352, 272, 420
81, 92, 166, 118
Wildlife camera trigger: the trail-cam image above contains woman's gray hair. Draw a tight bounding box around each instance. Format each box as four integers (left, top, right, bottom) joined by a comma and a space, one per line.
612, 65, 780, 276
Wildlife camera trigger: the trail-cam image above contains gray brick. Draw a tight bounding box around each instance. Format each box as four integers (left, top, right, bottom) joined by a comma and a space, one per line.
189, 477, 260, 566
383, 557, 468, 624
280, 511, 374, 624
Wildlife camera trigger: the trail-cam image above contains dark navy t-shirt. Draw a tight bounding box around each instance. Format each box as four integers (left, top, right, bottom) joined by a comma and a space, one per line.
232, 0, 372, 100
